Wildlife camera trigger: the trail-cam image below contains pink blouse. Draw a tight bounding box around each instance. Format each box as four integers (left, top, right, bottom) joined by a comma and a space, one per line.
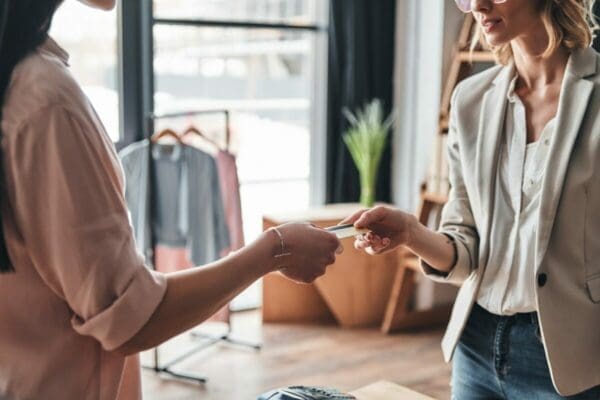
0, 38, 167, 399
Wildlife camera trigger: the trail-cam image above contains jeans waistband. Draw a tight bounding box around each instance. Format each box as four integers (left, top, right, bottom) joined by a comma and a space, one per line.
473, 302, 538, 326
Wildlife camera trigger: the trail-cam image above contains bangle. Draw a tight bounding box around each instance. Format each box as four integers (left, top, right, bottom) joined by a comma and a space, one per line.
270, 227, 292, 258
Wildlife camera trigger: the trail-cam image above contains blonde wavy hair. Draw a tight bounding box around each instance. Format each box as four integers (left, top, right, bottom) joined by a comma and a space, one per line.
472, 0, 598, 65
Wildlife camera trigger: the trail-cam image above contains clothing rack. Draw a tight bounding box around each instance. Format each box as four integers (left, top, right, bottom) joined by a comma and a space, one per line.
149, 109, 231, 151
142, 109, 261, 385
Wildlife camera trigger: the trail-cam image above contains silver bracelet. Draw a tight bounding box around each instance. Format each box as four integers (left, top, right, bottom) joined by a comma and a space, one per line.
271, 227, 292, 258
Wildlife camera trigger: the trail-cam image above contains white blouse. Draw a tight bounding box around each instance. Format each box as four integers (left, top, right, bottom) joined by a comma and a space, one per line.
477, 75, 556, 316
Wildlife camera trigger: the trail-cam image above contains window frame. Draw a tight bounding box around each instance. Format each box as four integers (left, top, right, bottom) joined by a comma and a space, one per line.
117, 0, 154, 150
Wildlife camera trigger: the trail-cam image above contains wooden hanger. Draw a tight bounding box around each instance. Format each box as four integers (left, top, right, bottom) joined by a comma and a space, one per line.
182, 125, 221, 150
151, 128, 182, 143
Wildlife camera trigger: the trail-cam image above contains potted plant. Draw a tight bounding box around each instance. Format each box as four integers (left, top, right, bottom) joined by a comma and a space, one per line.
343, 99, 394, 207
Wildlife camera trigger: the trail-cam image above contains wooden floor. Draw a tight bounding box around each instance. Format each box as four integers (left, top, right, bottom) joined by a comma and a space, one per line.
141, 311, 452, 400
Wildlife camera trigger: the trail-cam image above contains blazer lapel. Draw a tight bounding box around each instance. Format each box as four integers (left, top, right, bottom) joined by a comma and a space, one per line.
475, 65, 513, 267
536, 48, 597, 270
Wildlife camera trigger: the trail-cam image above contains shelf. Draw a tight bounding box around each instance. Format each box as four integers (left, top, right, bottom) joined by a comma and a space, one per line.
439, 115, 449, 133
422, 191, 448, 205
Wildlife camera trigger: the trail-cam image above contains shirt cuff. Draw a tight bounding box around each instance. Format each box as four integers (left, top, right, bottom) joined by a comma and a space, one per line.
71, 268, 167, 351
420, 231, 472, 286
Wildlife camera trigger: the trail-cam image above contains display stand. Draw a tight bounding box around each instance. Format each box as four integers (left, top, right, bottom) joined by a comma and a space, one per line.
141, 109, 260, 384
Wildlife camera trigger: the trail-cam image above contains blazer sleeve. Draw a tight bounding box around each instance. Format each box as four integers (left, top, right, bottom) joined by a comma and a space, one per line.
420, 84, 479, 286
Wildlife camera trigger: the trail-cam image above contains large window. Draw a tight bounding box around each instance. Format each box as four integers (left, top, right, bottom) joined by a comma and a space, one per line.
154, 0, 318, 24
152, 0, 327, 243
50, 2, 121, 142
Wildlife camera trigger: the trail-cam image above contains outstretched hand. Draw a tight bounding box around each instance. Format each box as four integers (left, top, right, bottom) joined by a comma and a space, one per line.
271, 223, 342, 284
340, 206, 416, 255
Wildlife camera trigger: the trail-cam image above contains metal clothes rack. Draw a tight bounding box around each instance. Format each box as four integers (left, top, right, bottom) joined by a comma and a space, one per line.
148, 109, 232, 150
142, 109, 261, 384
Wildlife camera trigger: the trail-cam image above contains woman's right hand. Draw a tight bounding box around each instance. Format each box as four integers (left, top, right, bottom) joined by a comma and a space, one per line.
340, 206, 418, 255
266, 222, 341, 284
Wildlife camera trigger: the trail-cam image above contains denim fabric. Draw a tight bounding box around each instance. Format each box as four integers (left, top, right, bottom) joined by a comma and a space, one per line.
452, 303, 600, 399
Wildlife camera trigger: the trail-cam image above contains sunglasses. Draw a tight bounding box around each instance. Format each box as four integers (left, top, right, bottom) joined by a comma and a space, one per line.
454, 0, 507, 13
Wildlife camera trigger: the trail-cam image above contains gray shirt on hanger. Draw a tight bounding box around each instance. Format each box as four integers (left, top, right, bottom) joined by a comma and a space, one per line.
119, 140, 230, 266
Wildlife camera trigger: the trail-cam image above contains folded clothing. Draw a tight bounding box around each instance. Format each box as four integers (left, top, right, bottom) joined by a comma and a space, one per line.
257, 386, 356, 400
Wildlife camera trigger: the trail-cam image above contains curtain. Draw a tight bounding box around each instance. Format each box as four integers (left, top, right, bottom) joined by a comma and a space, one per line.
326, 0, 397, 204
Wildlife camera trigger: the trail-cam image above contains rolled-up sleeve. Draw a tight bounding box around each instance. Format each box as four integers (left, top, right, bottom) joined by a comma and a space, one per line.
3, 105, 167, 351
420, 85, 479, 287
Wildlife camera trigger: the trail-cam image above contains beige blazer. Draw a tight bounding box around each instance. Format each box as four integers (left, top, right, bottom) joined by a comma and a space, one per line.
420, 46, 600, 396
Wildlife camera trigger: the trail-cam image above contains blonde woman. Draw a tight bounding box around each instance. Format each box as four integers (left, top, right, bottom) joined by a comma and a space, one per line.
344, 0, 600, 398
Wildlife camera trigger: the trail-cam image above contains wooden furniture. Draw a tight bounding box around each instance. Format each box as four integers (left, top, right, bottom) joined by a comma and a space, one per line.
439, 15, 494, 129
262, 203, 399, 328
350, 381, 437, 400
262, 200, 452, 332
380, 186, 452, 334
381, 15, 495, 334
262, 272, 334, 324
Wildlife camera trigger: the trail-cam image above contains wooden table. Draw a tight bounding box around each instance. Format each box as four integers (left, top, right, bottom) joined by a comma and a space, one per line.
262, 203, 399, 328
262, 203, 454, 332
350, 381, 437, 400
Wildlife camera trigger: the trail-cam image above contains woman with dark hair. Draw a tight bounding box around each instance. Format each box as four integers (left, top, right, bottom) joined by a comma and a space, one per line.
0, 1, 341, 399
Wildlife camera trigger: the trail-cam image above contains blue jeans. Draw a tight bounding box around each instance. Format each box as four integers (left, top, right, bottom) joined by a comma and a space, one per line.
452, 303, 600, 400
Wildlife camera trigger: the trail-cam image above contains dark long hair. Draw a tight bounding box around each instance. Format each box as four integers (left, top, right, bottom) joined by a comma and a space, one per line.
0, 0, 63, 273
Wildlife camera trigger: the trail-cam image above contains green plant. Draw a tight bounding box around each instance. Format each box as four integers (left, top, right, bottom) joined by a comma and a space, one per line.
343, 99, 394, 207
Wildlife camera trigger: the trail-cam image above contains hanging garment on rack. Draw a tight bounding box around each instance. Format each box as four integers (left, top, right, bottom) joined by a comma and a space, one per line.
216, 150, 245, 252
154, 245, 194, 273
181, 133, 245, 253
152, 243, 230, 323
119, 140, 230, 266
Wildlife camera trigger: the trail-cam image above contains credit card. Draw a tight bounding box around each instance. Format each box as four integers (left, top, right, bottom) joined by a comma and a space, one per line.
325, 224, 369, 239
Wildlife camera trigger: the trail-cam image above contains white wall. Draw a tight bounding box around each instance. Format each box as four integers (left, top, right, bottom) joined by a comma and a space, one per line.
392, 0, 463, 211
